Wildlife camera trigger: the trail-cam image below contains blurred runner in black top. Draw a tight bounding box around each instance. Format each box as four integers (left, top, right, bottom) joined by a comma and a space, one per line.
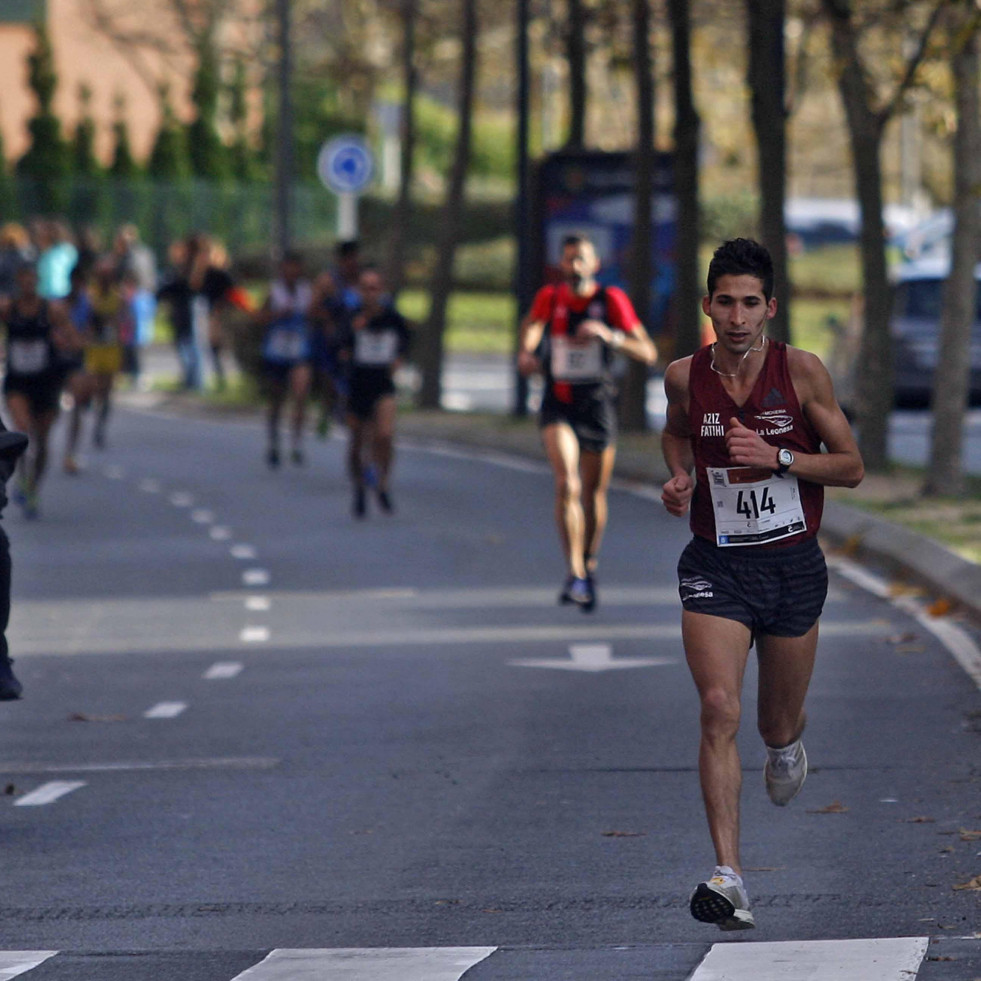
0, 420, 28, 699
339, 267, 410, 517
0, 264, 73, 518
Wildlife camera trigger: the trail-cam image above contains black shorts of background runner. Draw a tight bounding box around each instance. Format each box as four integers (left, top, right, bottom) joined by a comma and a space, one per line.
677, 535, 828, 638
539, 390, 617, 454
3, 374, 62, 416
347, 375, 395, 420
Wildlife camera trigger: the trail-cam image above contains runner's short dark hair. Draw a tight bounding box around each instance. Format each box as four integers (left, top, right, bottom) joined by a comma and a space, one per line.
336, 240, 360, 258
707, 238, 774, 300
561, 233, 594, 252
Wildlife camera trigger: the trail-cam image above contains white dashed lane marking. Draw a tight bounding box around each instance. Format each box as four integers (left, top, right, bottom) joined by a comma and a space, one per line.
240, 626, 270, 643
204, 662, 244, 680
243, 569, 271, 587
143, 702, 188, 720
231, 544, 258, 560
191, 509, 215, 524
138, 478, 161, 493
210, 526, 233, 541
169, 491, 194, 507
13, 781, 86, 807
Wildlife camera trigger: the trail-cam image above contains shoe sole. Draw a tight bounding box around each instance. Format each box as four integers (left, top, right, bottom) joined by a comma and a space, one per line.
689, 883, 755, 930
765, 744, 808, 806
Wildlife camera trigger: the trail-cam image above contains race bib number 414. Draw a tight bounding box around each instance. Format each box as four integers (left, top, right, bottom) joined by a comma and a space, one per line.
706, 466, 807, 547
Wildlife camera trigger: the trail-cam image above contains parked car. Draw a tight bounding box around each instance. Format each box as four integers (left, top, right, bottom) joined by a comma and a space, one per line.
828, 257, 981, 411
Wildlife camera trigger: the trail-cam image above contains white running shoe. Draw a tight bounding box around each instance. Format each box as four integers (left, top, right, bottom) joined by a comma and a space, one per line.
689, 866, 755, 931
765, 739, 808, 806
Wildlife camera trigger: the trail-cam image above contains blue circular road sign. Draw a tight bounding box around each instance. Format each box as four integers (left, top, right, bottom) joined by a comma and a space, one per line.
318, 135, 375, 195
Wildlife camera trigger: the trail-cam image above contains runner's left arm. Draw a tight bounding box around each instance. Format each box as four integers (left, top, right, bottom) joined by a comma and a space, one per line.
724, 348, 864, 488
577, 288, 658, 365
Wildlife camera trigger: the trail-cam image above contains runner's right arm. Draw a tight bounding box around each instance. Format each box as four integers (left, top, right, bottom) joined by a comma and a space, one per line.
517, 285, 554, 376
661, 357, 696, 517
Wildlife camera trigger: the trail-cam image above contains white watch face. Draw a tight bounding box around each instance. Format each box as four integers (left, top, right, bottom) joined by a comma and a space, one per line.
778, 449, 794, 467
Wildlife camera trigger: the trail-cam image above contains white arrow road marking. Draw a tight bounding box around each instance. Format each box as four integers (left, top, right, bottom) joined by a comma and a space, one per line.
143, 702, 188, 719
690, 937, 928, 981
0, 951, 59, 977
230, 947, 497, 981
240, 626, 270, 643
231, 544, 258, 560
191, 509, 215, 524
14, 782, 86, 807
210, 526, 232, 541
511, 643, 676, 673
245, 596, 271, 612
169, 491, 194, 507
243, 569, 270, 587
204, 662, 243, 680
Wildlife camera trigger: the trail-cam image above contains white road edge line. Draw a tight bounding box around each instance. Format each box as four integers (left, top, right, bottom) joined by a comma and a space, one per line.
229, 947, 498, 981
143, 701, 188, 719
204, 662, 244, 680
829, 554, 981, 691
0, 951, 60, 976
14, 781, 86, 807
690, 936, 929, 981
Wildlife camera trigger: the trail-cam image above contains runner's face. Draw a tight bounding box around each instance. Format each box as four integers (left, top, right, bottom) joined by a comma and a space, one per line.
560, 243, 598, 291
702, 274, 776, 355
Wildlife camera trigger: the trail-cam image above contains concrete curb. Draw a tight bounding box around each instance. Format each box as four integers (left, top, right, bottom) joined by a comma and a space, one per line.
819, 502, 981, 621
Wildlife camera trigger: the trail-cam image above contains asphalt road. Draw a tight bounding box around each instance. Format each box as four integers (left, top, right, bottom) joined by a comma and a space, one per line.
0, 401, 979, 980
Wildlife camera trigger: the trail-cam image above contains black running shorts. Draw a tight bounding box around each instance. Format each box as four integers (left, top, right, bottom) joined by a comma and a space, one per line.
539, 390, 617, 454
677, 535, 828, 637
3, 373, 61, 416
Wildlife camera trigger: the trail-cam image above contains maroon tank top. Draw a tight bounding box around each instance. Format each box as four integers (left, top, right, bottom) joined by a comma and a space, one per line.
688, 341, 824, 547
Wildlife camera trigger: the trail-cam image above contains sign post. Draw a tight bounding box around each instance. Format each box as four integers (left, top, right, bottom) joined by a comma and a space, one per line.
317, 135, 375, 240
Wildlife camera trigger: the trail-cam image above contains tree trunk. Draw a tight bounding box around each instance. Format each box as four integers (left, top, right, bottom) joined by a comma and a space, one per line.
668, 0, 701, 360
823, 0, 892, 470
417, 0, 477, 409
925, 11, 980, 497
620, 0, 654, 432
565, 0, 587, 148
746, 0, 790, 343
386, 0, 417, 301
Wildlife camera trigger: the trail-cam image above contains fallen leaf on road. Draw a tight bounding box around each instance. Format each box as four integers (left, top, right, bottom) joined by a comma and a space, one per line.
808, 800, 849, 814
3, 783, 15, 796
69, 712, 127, 723
953, 875, 981, 892
601, 830, 647, 838
927, 598, 953, 617
906, 816, 936, 824
959, 829, 981, 841
744, 866, 785, 872
887, 631, 917, 645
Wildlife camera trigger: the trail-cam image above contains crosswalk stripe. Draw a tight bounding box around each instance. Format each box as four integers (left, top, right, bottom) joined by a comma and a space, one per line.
690, 937, 929, 981
13, 782, 85, 807
228, 947, 498, 981
0, 951, 58, 978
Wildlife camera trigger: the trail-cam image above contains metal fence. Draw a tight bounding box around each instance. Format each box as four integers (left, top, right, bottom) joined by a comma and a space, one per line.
0, 175, 338, 261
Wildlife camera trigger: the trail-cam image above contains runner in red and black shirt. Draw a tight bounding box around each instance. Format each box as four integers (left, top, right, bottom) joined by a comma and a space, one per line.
518, 234, 657, 611
661, 238, 863, 931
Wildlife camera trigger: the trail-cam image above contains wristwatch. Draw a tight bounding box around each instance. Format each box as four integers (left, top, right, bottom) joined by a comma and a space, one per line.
775, 447, 795, 476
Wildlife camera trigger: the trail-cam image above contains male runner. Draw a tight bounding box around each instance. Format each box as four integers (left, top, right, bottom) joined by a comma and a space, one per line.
340, 266, 410, 518
518, 234, 656, 610
660, 238, 863, 930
